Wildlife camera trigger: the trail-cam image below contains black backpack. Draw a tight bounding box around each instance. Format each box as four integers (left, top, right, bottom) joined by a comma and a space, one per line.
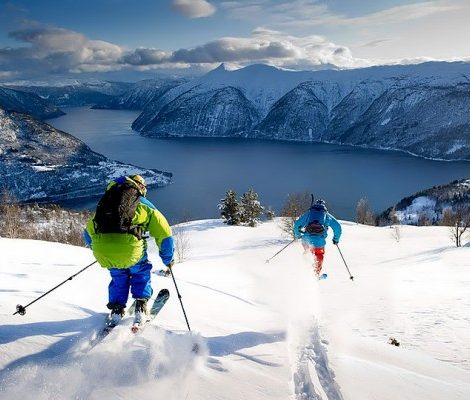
304, 205, 327, 235
94, 181, 144, 239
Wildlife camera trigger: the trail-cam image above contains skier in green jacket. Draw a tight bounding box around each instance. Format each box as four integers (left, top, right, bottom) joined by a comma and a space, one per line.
84, 175, 174, 326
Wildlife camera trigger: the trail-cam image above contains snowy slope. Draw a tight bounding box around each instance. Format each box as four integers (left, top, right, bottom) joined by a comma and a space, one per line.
1, 220, 470, 399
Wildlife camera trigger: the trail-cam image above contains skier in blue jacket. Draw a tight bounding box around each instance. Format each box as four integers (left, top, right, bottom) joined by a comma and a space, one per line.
293, 199, 342, 277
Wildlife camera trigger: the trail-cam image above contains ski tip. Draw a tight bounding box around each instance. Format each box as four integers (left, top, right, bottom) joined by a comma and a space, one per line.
131, 324, 142, 334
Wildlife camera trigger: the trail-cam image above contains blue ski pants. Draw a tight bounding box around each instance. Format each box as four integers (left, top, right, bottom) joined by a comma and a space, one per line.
108, 258, 154, 307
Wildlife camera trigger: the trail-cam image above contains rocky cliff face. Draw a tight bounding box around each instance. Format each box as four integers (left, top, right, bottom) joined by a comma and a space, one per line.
137, 86, 260, 137
0, 86, 64, 120
0, 108, 171, 202
132, 62, 470, 160
254, 82, 329, 140
325, 82, 470, 159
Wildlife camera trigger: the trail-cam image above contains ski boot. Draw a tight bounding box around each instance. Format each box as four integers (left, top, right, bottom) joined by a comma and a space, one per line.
131, 298, 149, 333
108, 304, 125, 327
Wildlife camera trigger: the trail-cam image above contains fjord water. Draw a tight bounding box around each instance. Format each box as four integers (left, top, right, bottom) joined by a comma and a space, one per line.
48, 107, 470, 223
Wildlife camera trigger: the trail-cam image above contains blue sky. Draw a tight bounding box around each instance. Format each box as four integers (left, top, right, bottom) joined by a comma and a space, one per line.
0, 0, 469, 81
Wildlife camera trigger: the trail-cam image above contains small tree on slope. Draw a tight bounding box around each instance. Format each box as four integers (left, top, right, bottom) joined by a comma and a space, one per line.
240, 189, 264, 227
441, 204, 470, 247
219, 190, 242, 225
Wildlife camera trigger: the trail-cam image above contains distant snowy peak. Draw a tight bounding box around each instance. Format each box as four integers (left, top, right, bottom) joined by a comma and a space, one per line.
134, 61, 470, 160
0, 108, 171, 202
93, 77, 187, 110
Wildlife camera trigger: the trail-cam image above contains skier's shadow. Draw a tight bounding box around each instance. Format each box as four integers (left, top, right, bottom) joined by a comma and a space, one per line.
0, 307, 105, 379
206, 330, 286, 368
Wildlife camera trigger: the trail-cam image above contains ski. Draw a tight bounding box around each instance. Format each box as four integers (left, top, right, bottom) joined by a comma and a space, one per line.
131, 288, 170, 334
89, 299, 136, 348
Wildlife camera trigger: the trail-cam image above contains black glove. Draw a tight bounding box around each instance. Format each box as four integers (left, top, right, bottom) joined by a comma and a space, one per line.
332, 239, 339, 245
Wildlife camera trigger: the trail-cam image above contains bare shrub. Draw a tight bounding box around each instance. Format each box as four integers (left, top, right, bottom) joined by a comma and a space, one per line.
417, 212, 432, 226
440, 208, 455, 226
390, 225, 401, 242
0, 189, 23, 238
356, 198, 376, 225
279, 192, 312, 238
0, 189, 90, 247
440, 204, 470, 247
174, 224, 191, 263
173, 214, 192, 263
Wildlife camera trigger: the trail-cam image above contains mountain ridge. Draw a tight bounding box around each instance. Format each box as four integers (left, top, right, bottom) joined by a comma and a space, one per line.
132, 61, 470, 160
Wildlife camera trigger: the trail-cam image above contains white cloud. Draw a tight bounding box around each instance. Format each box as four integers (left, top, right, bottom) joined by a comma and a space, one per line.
221, 0, 460, 28
122, 29, 364, 69
322, 1, 459, 28
1, 24, 124, 75
0, 70, 16, 79
170, 0, 216, 18
1, 20, 469, 80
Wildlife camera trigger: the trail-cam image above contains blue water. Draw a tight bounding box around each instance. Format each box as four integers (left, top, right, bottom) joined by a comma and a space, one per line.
48, 107, 470, 223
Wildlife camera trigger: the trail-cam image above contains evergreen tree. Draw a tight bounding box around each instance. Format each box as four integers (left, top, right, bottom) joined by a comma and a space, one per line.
218, 190, 241, 225
240, 189, 264, 227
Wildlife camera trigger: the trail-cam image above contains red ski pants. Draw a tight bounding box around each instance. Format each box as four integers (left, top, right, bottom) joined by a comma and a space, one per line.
302, 243, 325, 274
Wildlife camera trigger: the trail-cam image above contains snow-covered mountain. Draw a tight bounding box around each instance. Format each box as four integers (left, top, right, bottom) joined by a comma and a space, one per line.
0, 107, 171, 202
132, 62, 470, 160
381, 178, 470, 225
92, 78, 187, 110
1, 219, 470, 399
7, 80, 132, 107
0, 86, 64, 120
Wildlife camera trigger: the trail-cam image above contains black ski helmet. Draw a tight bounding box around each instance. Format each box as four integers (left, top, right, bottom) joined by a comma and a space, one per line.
313, 199, 327, 211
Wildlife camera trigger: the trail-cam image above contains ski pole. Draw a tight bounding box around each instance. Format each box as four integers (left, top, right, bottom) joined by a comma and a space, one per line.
13, 260, 98, 316
265, 238, 297, 263
168, 267, 192, 332
168, 267, 200, 353
335, 244, 354, 281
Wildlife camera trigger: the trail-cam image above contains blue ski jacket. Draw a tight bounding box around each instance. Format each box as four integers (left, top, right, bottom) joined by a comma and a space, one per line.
293, 209, 342, 248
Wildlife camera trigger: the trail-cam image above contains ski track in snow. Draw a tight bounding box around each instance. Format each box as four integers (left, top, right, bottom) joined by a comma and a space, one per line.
293, 321, 344, 400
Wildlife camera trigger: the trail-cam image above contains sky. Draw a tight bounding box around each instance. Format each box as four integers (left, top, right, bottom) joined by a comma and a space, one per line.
0, 0, 469, 81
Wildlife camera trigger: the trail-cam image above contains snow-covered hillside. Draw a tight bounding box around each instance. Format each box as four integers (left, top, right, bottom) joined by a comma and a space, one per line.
1, 219, 469, 399
381, 179, 470, 225
132, 62, 470, 160
0, 86, 64, 120
0, 107, 172, 202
